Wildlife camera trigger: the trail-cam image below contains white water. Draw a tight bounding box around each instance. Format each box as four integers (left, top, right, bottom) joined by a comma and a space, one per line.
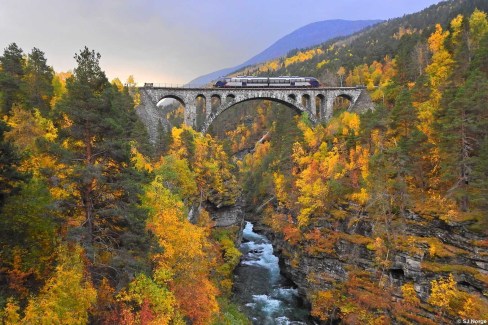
240, 222, 281, 279
233, 222, 310, 325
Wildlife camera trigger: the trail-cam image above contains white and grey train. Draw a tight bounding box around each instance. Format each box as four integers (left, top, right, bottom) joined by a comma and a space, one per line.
214, 76, 320, 88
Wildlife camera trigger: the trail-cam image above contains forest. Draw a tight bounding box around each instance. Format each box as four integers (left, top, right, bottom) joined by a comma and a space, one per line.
0, 0, 487, 324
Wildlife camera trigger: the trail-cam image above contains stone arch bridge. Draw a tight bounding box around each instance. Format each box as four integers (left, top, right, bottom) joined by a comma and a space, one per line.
135, 86, 373, 141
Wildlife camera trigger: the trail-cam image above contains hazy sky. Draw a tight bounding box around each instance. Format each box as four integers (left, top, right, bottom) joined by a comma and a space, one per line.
0, 0, 443, 84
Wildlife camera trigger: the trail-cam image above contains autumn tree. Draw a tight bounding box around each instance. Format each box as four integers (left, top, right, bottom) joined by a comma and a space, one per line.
337, 66, 346, 86
0, 178, 59, 289
7, 245, 97, 324
468, 9, 488, 57
419, 24, 454, 140
116, 273, 182, 324
143, 165, 219, 324
169, 125, 239, 208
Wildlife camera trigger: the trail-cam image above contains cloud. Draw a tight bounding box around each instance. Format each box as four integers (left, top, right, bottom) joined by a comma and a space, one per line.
0, 0, 442, 83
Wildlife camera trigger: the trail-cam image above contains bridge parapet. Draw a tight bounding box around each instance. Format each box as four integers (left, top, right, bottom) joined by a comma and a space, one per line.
135, 86, 373, 141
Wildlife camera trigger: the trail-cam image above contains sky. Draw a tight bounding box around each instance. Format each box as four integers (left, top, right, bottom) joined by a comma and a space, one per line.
0, 0, 444, 84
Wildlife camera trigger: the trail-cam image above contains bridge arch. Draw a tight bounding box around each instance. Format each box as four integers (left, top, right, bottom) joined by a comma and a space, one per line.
202, 96, 304, 133
301, 94, 311, 111
211, 94, 221, 113
226, 94, 235, 103
333, 93, 354, 113
315, 94, 325, 118
196, 94, 207, 101
336, 93, 353, 103
195, 94, 207, 130
157, 95, 185, 107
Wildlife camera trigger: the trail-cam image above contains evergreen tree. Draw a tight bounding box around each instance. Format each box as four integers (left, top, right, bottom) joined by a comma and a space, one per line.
23, 48, 54, 114
0, 43, 25, 115
435, 26, 488, 212
389, 88, 417, 138
0, 120, 25, 206
55, 47, 149, 282
468, 33, 488, 213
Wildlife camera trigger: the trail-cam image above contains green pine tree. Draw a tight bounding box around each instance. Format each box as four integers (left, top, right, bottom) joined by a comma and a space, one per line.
435, 34, 488, 212
23, 48, 54, 114
55, 47, 149, 279
0, 120, 25, 206
0, 43, 25, 115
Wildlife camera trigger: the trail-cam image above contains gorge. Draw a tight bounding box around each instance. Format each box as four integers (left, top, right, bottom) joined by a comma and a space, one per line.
0, 0, 487, 324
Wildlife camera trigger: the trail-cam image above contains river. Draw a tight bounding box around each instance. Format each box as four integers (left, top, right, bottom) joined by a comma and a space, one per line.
233, 222, 312, 325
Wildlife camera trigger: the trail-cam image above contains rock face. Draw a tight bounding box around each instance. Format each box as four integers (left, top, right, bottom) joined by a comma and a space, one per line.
210, 204, 244, 228
248, 208, 488, 322
207, 202, 245, 244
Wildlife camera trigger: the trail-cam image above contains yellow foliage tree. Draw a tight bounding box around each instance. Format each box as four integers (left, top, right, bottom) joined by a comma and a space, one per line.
5, 106, 57, 152
285, 48, 324, 67
428, 274, 458, 315
292, 112, 369, 227
401, 282, 420, 306
143, 174, 219, 324
419, 24, 453, 140
117, 274, 183, 325
469, 9, 488, 54
19, 245, 97, 324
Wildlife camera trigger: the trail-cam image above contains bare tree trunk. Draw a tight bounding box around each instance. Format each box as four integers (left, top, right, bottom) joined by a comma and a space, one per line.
83, 129, 95, 253
460, 108, 469, 212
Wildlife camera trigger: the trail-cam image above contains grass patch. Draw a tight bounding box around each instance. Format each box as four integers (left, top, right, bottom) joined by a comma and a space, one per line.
421, 262, 488, 287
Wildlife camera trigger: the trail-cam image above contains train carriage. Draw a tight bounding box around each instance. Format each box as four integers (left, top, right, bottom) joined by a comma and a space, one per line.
214, 76, 320, 88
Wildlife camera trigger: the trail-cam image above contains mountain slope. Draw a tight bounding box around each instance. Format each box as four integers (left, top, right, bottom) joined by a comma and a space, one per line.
236, 0, 488, 83
188, 19, 381, 85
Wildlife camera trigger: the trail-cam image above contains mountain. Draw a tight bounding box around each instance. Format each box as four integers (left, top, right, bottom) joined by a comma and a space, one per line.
188, 19, 381, 86
233, 0, 488, 84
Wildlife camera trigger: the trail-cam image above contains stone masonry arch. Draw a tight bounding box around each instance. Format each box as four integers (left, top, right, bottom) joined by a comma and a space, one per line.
202, 96, 304, 134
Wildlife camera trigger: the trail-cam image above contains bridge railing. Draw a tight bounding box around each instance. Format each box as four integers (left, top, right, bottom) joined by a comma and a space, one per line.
142, 83, 210, 89
141, 83, 368, 90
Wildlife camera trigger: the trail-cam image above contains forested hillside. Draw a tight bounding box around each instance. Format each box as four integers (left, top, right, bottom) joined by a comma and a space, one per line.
0, 46, 246, 324
222, 3, 488, 323
0, 0, 487, 324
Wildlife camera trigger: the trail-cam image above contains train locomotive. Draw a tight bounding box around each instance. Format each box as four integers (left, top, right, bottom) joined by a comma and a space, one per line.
214, 76, 320, 88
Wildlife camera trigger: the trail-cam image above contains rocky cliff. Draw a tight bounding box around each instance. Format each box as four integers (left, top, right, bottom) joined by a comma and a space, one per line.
246, 207, 488, 323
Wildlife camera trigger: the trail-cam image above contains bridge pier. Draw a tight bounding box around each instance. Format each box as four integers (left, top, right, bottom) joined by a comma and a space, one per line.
135, 86, 374, 141
206, 97, 212, 120
325, 96, 335, 121
309, 97, 316, 119
184, 103, 197, 129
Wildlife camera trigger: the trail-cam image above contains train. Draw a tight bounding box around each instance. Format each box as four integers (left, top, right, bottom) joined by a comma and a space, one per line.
214, 76, 320, 88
